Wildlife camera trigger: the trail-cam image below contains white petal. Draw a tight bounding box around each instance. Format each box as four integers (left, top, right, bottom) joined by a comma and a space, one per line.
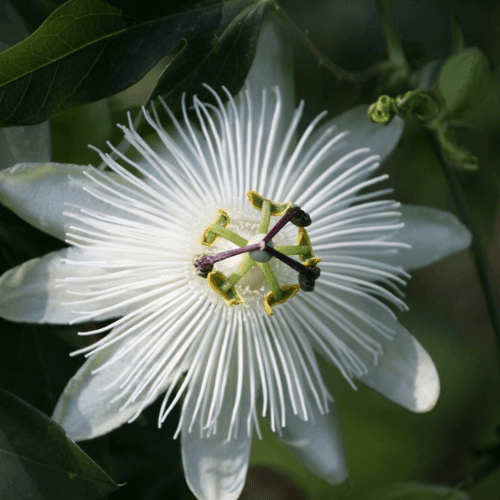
295, 285, 439, 412
357, 321, 440, 413
292, 284, 400, 383
0, 247, 89, 324
181, 337, 254, 500
0, 247, 143, 324
182, 426, 252, 500
273, 402, 348, 485
242, 11, 294, 125
52, 328, 182, 441
382, 204, 472, 271
0, 163, 137, 240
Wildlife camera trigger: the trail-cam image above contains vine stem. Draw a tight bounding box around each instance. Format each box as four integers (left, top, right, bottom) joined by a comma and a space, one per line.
32, 327, 55, 406
377, 0, 407, 67
425, 129, 500, 350
455, 456, 500, 491
271, 1, 389, 83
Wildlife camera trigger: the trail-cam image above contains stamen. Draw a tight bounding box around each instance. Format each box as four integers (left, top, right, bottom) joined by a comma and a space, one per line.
263, 205, 300, 243
264, 246, 320, 280
194, 242, 260, 278
193, 192, 321, 312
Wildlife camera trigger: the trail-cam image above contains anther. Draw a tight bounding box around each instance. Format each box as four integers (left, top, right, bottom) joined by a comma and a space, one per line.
264, 246, 321, 292
194, 243, 262, 278
289, 206, 312, 227
298, 265, 321, 292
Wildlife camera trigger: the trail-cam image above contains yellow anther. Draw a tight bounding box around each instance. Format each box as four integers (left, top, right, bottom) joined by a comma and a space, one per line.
201, 209, 230, 247
247, 190, 291, 216
207, 271, 243, 306
263, 285, 300, 316
296, 227, 316, 261
304, 257, 322, 267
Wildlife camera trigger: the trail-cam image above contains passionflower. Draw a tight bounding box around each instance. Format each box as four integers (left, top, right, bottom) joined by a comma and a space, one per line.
0, 13, 471, 500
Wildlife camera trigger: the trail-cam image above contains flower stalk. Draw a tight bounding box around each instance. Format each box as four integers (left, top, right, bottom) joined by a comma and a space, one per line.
377, 0, 407, 69
425, 129, 500, 352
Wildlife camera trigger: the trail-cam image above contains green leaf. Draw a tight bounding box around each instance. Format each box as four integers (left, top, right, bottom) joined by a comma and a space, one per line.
0, 0, 260, 126
148, 1, 266, 117
0, 389, 119, 500
353, 482, 470, 500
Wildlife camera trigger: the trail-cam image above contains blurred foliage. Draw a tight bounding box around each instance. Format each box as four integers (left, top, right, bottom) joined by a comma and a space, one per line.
351, 482, 469, 500
0, 0, 499, 499
0, 389, 119, 499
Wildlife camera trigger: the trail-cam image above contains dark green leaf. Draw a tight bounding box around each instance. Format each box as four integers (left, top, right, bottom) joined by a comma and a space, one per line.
0, 0, 260, 126
0, 389, 119, 500
149, 1, 266, 117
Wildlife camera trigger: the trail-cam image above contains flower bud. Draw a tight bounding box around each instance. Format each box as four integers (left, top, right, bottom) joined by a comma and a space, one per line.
435, 47, 490, 118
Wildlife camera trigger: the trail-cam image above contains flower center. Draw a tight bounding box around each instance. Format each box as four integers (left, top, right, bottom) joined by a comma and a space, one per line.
246, 233, 274, 263
193, 191, 321, 315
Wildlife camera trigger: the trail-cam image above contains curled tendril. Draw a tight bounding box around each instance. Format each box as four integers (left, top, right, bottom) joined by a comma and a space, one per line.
368, 90, 441, 125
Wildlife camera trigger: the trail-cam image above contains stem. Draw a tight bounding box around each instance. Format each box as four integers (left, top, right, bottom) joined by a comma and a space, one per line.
377, 0, 407, 66
258, 262, 282, 300
425, 129, 500, 349
455, 457, 500, 491
275, 245, 310, 255
210, 226, 248, 247
259, 200, 272, 233
264, 245, 310, 275
221, 258, 255, 292
272, 2, 386, 83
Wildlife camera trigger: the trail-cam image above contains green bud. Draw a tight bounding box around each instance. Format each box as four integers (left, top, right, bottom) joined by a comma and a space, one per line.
435, 47, 491, 118
367, 95, 393, 125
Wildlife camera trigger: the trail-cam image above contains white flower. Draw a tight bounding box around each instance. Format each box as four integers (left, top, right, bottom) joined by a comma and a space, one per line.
0, 13, 471, 500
